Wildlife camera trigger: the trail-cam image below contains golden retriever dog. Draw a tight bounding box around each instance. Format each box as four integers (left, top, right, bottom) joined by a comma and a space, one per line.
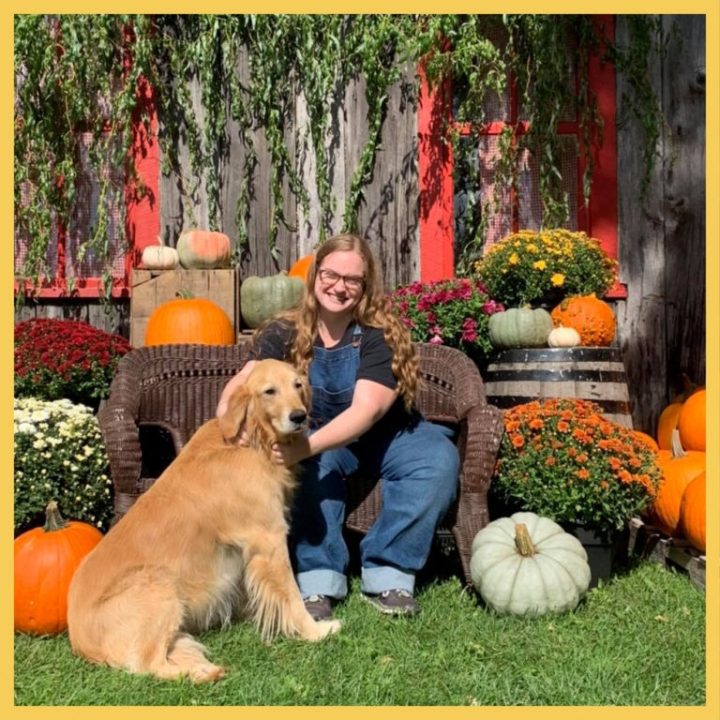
67, 359, 340, 683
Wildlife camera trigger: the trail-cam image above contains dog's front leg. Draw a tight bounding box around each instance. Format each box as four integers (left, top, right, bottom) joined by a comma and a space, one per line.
242, 538, 341, 642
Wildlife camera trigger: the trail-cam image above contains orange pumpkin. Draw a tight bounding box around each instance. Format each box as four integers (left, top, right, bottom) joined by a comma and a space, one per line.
550, 294, 616, 346
177, 230, 232, 269
651, 450, 706, 535
145, 294, 235, 346
657, 402, 684, 450
288, 254, 314, 281
678, 472, 706, 553
14, 501, 103, 635
678, 389, 706, 452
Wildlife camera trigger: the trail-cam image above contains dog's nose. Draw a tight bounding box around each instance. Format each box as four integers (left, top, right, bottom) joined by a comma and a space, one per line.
289, 409, 307, 426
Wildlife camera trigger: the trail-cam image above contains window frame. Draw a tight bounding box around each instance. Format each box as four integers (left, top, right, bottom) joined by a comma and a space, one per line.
14, 77, 160, 300
418, 15, 625, 298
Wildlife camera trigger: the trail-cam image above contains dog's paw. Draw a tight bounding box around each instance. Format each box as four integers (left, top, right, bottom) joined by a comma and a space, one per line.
190, 663, 226, 683
314, 618, 342, 640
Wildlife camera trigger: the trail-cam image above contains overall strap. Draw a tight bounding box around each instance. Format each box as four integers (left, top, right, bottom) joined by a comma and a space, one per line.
351, 323, 363, 348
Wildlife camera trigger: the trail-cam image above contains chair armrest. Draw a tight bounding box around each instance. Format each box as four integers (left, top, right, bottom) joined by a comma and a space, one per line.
97, 356, 145, 520
459, 403, 504, 494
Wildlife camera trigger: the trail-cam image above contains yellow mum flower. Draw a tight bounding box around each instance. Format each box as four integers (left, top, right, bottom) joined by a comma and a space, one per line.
527, 243, 539, 253
533, 260, 547, 270
551, 273, 565, 287
509, 252, 520, 265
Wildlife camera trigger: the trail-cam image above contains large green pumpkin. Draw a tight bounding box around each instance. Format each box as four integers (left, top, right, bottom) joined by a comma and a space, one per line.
240, 272, 304, 328
470, 512, 591, 616
488, 306, 553, 348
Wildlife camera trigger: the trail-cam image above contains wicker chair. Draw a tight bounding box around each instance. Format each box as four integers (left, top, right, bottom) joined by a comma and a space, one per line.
97, 342, 504, 586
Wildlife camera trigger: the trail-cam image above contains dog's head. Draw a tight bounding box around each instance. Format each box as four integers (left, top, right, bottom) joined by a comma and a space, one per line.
218, 359, 311, 450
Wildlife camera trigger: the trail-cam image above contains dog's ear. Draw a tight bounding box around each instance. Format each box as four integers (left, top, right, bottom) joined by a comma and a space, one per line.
218, 385, 252, 441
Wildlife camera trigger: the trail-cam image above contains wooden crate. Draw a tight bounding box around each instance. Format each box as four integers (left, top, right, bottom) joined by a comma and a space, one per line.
130, 268, 239, 347
628, 517, 706, 591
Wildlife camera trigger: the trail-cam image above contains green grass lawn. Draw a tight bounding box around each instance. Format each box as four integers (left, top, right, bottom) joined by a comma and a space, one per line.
14, 559, 705, 707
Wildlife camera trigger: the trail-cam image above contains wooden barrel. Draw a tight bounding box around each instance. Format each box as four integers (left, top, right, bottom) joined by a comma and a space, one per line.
484, 347, 634, 428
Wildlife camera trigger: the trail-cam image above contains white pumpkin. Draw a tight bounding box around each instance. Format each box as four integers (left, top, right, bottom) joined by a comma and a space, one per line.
547, 325, 581, 348
470, 512, 591, 616
141, 236, 179, 270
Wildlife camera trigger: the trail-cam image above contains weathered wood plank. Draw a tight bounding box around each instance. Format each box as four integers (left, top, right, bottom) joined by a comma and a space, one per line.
661, 15, 706, 395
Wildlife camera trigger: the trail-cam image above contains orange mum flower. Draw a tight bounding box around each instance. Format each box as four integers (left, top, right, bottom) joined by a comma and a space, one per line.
511, 434, 525, 449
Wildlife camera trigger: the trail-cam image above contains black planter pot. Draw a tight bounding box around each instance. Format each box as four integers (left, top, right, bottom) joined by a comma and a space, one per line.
562, 523, 630, 589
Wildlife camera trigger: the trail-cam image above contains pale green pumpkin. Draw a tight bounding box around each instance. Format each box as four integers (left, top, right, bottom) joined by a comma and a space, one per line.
488, 306, 553, 348
470, 512, 591, 616
240, 272, 304, 328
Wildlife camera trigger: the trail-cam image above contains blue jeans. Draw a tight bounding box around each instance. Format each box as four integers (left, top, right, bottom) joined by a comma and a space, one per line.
289, 420, 459, 599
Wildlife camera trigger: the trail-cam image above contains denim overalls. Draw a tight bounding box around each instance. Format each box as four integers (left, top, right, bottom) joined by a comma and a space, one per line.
289, 325, 460, 600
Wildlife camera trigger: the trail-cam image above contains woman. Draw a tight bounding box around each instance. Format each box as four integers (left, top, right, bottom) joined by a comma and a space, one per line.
217, 234, 459, 619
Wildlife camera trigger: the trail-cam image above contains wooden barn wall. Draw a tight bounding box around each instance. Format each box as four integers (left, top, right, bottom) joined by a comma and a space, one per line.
614, 14, 706, 435
15, 17, 707, 443
159, 53, 419, 288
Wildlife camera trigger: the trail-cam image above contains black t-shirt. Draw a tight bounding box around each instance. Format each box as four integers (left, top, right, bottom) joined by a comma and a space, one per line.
247, 320, 419, 437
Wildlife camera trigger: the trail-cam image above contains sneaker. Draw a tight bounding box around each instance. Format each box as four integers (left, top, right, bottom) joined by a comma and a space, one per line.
362, 589, 420, 616
303, 594, 333, 621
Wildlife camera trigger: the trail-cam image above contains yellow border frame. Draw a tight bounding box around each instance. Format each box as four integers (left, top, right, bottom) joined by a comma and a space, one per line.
3, 5, 718, 720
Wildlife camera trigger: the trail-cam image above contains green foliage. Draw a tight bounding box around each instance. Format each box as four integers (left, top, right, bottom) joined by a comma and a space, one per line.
14, 398, 113, 534
14, 566, 705, 705
14, 14, 666, 282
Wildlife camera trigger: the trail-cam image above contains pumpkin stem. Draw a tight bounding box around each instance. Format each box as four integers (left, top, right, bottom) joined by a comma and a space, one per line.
176, 289, 195, 300
43, 500, 68, 533
670, 428, 687, 458
514, 522, 536, 556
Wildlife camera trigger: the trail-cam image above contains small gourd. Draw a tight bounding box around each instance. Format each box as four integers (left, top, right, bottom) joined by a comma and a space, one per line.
240, 272, 304, 329
177, 229, 232, 269
141, 236, 179, 270
488, 307, 553, 349
547, 325, 581, 348
550, 294, 616, 346
470, 512, 591, 616
14, 501, 103, 635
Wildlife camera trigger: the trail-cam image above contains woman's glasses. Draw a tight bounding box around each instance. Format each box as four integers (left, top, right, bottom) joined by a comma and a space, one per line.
317, 267, 365, 291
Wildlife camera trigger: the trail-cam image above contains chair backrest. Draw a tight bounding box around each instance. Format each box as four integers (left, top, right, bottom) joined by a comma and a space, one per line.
108, 341, 486, 443
103, 343, 252, 450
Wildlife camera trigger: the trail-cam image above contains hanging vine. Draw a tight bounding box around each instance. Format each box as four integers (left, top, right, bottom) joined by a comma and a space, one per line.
14, 13, 667, 288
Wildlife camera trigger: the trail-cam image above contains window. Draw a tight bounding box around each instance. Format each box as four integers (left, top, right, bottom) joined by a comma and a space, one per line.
14, 84, 159, 299
418, 15, 623, 297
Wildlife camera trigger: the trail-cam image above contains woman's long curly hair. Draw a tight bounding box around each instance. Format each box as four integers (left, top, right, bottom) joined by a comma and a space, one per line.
272, 234, 419, 410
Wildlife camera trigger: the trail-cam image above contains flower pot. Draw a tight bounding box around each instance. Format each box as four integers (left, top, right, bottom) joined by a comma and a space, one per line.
562, 523, 630, 588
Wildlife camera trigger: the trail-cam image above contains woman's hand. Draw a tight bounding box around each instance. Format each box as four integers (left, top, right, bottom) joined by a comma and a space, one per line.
271, 435, 312, 467
216, 360, 257, 418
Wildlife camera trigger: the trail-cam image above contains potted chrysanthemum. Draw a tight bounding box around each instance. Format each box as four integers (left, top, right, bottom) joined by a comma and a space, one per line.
388, 277, 504, 363
490, 398, 662, 584
14, 318, 131, 410
474, 228, 618, 308
14, 397, 113, 534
